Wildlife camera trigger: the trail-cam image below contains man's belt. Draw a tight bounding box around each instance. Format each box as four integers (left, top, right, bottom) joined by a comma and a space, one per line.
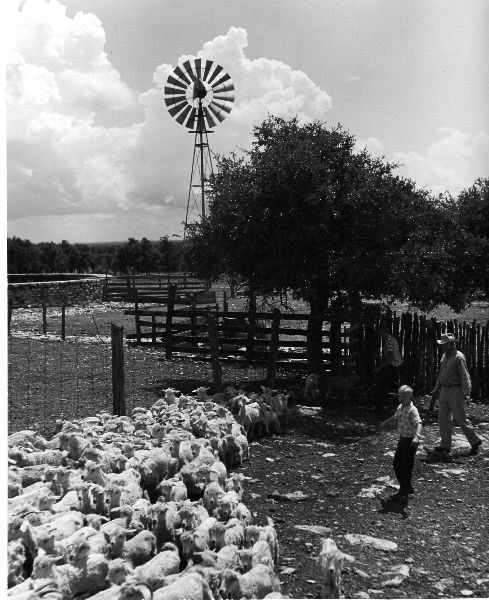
441, 384, 461, 388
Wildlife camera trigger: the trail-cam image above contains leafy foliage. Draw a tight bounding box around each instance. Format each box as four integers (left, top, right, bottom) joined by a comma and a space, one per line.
7, 236, 182, 274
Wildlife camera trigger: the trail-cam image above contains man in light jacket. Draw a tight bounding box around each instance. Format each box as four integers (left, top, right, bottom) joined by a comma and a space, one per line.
430, 333, 482, 455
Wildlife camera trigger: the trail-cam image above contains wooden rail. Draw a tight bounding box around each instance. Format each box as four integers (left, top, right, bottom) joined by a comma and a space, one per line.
126, 299, 489, 398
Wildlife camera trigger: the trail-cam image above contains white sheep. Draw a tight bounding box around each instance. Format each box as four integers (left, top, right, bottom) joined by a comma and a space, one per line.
316, 537, 354, 599
151, 570, 214, 600
238, 540, 274, 572
202, 482, 224, 514
215, 490, 240, 522
122, 530, 157, 566
230, 502, 252, 527
210, 520, 244, 551
106, 557, 134, 586
220, 564, 280, 599
244, 518, 279, 565
131, 542, 180, 591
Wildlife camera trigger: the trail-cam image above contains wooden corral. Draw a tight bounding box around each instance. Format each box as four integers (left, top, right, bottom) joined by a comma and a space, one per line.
104, 272, 209, 302
125, 297, 489, 398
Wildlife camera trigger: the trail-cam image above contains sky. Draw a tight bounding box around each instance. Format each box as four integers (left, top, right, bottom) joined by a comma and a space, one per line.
5, 0, 489, 243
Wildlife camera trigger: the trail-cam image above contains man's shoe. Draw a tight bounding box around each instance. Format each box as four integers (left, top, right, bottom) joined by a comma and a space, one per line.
433, 446, 450, 454
407, 486, 415, 494
469, 439, 482, 455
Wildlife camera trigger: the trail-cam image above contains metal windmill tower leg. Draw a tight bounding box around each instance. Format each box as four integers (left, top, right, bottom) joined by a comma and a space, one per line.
182, 100, 214, 241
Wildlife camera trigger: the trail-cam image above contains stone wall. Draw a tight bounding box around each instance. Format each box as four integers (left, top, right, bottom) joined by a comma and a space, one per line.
7, 275, 105, 308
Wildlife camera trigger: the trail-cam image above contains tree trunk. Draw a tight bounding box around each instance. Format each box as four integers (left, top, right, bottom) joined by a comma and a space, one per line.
307, 296, 327, 375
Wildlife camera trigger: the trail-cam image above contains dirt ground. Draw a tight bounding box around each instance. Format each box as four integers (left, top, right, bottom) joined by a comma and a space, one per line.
7, 302, 489, 599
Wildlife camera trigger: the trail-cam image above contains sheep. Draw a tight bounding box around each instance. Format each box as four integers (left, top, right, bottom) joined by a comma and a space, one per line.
131, 542, 180, 591
57, 432, 90, 461
214, 544, 242, 571
51, 489, 80, 513
244, 518, 279, 565
177, 502, 209, 532
157, 478, 188, 503
316, 537, 354, 599
8, 430, 49, 450
15, 465, 52, 488
258, 404, 280, 436
219, 435, 245, 468
57, 525, 100, 557
238, 540, 274, 572
87, 525, 126, 558
104, 483, 143, 512
151, 570, 214, 600
230, 503, 252, 527
237, 398, 262, 440
118, 580, 153, 600
150, 501, 180, 548
22, 511, 85, 552
225, 474, 246, 500
220, 564, 280, 600
210, 520, 244, 551
9, 449, 64, 469
122, 530, 157, 567
107, 557, 134, 586
324, 372, 360, 401
215, 490, 240, 522
139, 449, 177, 488
7, 539, 27, 588
8, 469, 23, 498
202, 482, 224, 514
50, 539, 109, 597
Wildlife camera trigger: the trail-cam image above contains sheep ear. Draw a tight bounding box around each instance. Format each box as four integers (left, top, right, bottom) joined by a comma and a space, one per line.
343, 553, 355, 563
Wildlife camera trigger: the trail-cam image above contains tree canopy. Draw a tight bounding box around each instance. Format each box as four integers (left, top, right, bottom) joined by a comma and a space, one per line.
186, 116, 487, 370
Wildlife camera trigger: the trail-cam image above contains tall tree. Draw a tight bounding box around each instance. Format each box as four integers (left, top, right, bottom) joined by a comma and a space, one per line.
185, 116, 458, 371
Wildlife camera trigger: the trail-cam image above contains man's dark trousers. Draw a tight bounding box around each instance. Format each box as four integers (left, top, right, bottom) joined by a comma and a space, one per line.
374, 364, 399, 411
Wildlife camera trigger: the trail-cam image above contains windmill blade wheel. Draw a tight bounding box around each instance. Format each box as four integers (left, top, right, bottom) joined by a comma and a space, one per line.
164, 59, 235, 129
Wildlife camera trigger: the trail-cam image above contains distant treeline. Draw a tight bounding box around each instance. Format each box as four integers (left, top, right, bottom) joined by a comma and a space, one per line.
7, 236, 183, 275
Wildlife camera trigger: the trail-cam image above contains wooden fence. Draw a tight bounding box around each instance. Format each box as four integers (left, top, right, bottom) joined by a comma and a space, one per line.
125, 297, 489, 399
104, 273, 208, 302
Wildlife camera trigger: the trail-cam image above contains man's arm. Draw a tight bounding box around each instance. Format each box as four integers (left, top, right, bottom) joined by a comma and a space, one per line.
456, 355, 472, 398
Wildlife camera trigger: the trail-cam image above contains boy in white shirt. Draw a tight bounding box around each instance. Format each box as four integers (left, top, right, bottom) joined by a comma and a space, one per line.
380, 385, 422, 501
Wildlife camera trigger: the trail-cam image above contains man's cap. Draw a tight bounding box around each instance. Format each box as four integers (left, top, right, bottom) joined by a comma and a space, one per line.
437, 333, 458, 345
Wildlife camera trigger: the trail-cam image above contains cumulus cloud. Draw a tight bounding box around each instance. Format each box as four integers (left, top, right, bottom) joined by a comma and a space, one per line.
355, 136, 385, 158
392, 128, 489, 195
7, 6, 333, 241
7, 2, 487, 243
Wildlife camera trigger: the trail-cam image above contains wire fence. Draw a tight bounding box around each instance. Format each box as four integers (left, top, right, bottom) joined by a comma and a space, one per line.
7, 302, 284, 436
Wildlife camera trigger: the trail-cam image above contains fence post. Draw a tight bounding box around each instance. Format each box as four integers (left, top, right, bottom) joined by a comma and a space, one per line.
61, 301, 66, 340
207, 311, 222, 388
134, 290, 141, 344
8, 299, 13, 336
165, 284, 176, 359
266, 308, 281, 388
190, 297, 197, 349
223, 290, 228, 314
329, 299, 343, 375
42, 302, 47, 335
245, 293, 257, 364
152, 315, 156, 345
111, 323, 126, 416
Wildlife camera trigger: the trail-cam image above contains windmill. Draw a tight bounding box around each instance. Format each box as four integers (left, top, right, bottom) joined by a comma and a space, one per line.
164, 58, 235, 238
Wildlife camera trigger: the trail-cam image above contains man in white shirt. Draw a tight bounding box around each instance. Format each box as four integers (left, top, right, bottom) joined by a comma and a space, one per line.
430, 333, 482, 455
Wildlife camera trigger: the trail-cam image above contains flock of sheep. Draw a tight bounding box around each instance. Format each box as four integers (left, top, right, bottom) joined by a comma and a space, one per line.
8, 385, 354, 600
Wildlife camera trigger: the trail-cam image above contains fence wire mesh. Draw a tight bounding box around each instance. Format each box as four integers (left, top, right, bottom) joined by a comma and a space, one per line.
7, 303, 301, 436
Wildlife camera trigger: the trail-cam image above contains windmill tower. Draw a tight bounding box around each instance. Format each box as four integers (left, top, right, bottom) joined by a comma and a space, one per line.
164, 58, 235, 238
